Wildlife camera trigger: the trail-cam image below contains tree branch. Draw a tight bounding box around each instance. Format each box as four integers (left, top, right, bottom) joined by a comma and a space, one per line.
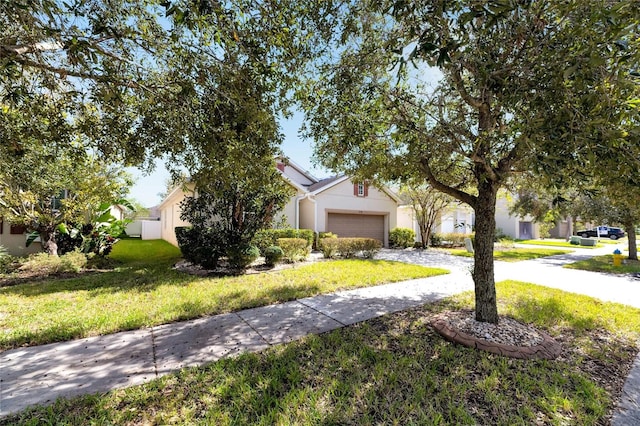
419, 157, 477, 209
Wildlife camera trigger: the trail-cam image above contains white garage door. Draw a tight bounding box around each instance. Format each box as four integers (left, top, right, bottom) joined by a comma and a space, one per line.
327, 213, 385, 243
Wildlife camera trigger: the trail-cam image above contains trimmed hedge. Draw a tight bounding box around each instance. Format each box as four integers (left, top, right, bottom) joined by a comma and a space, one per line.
430, 232, 474, 248
389, 227, 415, 248
253, 229, 314, 254
318, 237, 382, 259
277, 238, 310, 262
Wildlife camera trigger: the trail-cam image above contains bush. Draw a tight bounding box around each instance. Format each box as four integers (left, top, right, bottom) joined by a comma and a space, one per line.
318, 238, 340, 259
175, 226, 224, 268
264, 246, 284, 266
319, 238, 382, 259
19, 251, 87, 275
226, 244, 260, 269
315, 231, 338, 250
277, 238, 310, 262
389, 227, 415, 248
253, 229, 314, 254
430, 233, 442, 247
496, 238, 515, 249
0, 245, 15, 273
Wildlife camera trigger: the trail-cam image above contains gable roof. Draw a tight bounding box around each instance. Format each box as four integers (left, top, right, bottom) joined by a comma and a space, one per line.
308, 175, 402, 203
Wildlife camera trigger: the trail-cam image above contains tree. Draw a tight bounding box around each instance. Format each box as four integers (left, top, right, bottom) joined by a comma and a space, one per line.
301, 1, 640, 323
0, 97, 132, 255
400, 184, 454, 248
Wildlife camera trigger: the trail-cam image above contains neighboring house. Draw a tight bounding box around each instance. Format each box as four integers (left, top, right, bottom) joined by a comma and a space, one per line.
0, 220, 41, 256
397, 203, 475, 244
158, 158, 401, 247
495, 191, 540, 240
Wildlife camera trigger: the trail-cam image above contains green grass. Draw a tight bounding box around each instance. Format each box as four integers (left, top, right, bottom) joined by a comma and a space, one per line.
517, 239, 602, 249
0, 239, 447, 351
564, 254, 640, 274
5, 280, 638, 425
448, 248, 572, 261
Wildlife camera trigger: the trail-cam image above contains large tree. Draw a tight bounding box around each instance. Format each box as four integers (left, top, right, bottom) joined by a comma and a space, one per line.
301, 1, 640, 322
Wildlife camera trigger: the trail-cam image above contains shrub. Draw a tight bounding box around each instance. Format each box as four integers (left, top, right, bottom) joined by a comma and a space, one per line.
0, 245, 15, 273
496, 238, 515, 249
318, 238, 340, 259
253, 229, 314, 254
226, 244, 260, 269
264, 246, 284, 266
439, 232, 473, 247
277, 238, 310, 262
389, 227, 415, 248
19, 251, 87, 275
319, 238, 382, 259
315, 231, 338, 250
175, 226, 224, 268
430, 233, 442, 247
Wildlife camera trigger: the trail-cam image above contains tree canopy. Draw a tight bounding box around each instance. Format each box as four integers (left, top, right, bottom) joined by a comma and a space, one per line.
300, 0, 640, 322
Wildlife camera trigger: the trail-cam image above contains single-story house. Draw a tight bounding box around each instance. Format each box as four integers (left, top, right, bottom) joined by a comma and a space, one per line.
158, 158, 401, 247
397, 203, 475, 244
0, 220, 41, 256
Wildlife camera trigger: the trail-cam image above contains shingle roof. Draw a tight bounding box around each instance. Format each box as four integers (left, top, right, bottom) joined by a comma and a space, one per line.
306, 175, 345, 192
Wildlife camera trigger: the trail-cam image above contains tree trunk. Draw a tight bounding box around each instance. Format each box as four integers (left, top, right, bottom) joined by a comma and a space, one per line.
625, 223, 637, 260
473, 180, 499, 323
41, 230, 59, 256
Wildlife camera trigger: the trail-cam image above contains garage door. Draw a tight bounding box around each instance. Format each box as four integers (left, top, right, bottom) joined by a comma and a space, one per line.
327, 213, 385, 243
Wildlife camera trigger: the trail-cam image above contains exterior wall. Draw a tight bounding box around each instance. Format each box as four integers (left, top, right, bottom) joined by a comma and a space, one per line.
0, 221, 42, 256
397, 204, 474, 243
313, 180, 397, 247
159, 185, 193, 247
282, 165, 315, 186
494, 193, 540, 239
109, 205, 125, 221
273, 188, 304, 229
299, 197, 316, 231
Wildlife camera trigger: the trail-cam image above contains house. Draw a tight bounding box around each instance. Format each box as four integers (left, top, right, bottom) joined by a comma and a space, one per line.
494, 191, 540, 239
158, 158, 401, 247
397, 203, 475, 244
0, 220, 41, 256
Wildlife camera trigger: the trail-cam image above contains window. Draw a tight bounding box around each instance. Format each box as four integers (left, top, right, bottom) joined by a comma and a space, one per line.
353, 182, 368, 197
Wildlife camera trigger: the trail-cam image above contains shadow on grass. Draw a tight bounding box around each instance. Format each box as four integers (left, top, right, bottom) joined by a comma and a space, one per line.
5, 300, 620, 425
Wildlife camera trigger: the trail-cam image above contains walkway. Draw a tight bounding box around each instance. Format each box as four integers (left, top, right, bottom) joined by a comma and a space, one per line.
1, 243, 638, 423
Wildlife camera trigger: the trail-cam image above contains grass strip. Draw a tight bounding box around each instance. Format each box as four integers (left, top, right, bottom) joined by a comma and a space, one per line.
448, 248, 572, 261
4, 280, 638, 425
564, 255, 640, 274
0, 240, 446, 350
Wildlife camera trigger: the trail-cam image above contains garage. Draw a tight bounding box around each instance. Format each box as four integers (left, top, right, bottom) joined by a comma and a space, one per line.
327, 213, 385, 243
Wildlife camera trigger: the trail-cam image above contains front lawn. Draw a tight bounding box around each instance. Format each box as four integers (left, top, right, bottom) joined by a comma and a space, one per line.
5, 280, 638, 425
517, 239, 602, 249
448, 247, 572, 261
565, 255, 640, 275
0, 240, 447, 351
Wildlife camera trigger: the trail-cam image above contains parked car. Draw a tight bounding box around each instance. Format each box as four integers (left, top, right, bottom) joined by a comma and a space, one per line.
575, 226, 625, 240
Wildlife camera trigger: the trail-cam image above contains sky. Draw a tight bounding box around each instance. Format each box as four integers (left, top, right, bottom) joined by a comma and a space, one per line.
127, 110, 329, 208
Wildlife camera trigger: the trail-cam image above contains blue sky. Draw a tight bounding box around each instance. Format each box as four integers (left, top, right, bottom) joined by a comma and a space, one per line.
127, 110, 329, 208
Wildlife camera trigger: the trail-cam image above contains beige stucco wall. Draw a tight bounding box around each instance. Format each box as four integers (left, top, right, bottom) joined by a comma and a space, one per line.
159, 185, 193, 247
282, 164, 315, 186
273, 187, 304, 229
495, 193, 539, 239
0, 222, 42, 256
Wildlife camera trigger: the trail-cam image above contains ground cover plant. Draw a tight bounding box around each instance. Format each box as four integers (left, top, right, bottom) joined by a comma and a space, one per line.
517, 239, 602, 249
448, 248, 571, 262
4, 280, 638, 425
565, 255, 640, 275
0, 239, 446, 351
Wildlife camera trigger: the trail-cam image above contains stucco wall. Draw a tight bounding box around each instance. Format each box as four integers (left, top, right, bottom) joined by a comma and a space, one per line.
494, 193, 539, 239
0, 222, 42, 256
159, 185, 193, 247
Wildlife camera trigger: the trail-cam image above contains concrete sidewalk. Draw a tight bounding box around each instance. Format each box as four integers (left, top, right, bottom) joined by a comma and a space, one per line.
1, 245, 638, 422
0, 270, 473, 417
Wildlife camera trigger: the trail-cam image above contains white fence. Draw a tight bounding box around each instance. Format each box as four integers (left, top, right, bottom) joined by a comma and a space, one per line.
126, 220, 162, 240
